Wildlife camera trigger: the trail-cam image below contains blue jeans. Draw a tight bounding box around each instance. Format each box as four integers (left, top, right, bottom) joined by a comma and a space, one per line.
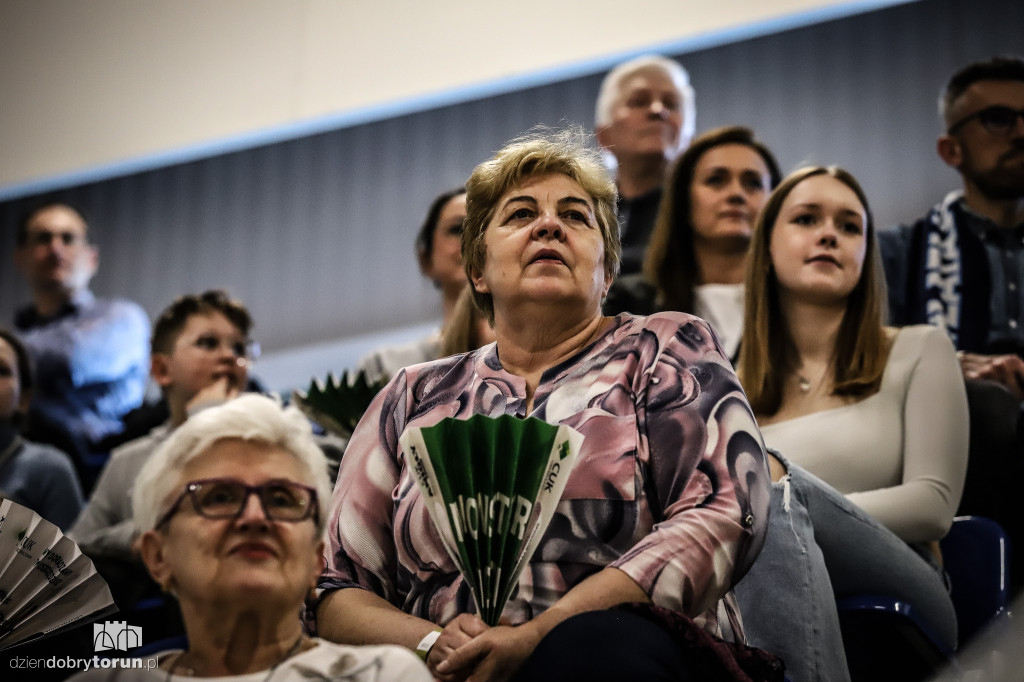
734, 455, 956, 682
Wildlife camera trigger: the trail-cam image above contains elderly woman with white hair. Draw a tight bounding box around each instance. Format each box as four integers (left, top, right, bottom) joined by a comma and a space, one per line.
70, 393, 431, 681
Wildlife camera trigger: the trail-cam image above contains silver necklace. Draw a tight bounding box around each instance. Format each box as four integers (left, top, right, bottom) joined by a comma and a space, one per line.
164, 633, 306, 680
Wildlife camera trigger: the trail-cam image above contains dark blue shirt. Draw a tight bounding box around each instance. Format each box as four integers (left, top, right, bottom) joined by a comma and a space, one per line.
14, 290, 150, 449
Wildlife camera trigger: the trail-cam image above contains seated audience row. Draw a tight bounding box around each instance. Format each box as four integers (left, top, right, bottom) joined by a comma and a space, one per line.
4, 51, 1016, 682
605, 116, 968, 681
66, 128, 778, 681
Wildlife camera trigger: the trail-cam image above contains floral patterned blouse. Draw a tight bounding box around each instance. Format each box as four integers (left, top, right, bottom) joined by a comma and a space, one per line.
317, 312, 771, 641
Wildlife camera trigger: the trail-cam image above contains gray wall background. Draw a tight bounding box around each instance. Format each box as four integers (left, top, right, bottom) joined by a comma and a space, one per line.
1, 0, 1021, 390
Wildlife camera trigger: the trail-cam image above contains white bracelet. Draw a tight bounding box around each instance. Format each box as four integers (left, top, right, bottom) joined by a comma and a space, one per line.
415, 628, 442, 661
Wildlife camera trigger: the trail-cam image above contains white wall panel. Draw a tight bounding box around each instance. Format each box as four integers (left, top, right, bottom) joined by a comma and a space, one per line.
0, 0, 910, 197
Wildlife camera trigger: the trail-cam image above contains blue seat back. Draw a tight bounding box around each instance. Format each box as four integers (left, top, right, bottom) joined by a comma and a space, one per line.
939, 515, 1011, 645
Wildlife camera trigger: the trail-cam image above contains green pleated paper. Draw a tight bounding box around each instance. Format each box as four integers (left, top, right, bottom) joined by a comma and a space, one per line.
400, 415, 582, 626
291, 369, 387, 438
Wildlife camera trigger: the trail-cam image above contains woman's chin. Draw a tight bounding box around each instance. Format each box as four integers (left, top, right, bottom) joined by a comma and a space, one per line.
194, 566, 300, 603
696, 229, 752, 250
784, 281, 854, 307
514, 282, 602, 310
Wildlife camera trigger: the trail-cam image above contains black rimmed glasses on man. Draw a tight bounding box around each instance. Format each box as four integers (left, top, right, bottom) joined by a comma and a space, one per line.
947, 105, 1024, 136
155, 478, 318, 529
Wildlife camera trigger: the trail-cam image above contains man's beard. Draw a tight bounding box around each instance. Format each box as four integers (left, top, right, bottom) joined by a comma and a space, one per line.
962, 144, 1024, 201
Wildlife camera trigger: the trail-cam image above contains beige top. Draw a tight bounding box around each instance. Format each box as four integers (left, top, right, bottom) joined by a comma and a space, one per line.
760, 325, 969, 543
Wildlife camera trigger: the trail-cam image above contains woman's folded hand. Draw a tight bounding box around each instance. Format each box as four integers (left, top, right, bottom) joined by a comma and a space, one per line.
434, 620, 543, 682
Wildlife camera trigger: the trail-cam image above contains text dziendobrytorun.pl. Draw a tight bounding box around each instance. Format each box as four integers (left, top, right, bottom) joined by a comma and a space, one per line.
9, 655, 160, 671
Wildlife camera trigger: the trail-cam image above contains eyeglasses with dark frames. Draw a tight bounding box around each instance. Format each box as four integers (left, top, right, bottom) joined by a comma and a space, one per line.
155, 477, 318, 529
947, 105, 1024, 136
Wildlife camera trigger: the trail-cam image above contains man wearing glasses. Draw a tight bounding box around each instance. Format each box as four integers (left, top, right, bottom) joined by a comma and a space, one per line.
880, 56, 1024, 596
13, 201, 150, 484
882, 56, 1024, 398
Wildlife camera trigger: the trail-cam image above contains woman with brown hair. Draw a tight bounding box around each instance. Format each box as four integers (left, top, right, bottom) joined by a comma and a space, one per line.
605, 125, 780, 359
438, 286, 494, 359
357, 188, 469, 382
733, 166, 968, 680
740, 165, 967, 545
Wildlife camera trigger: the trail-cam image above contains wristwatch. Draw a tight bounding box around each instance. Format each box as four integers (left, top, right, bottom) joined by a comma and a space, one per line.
415, 628, 443, 661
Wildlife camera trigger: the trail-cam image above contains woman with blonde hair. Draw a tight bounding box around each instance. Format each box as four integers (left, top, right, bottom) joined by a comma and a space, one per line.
315, 128, 776, 682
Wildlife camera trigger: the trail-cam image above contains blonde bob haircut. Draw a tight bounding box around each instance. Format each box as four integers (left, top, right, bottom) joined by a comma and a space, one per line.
462, 126, 621, 322
738, 165, 889, 417
133, 393, 333, 535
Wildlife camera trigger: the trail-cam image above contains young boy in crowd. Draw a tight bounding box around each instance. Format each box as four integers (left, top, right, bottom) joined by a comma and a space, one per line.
70, 290, 253, 562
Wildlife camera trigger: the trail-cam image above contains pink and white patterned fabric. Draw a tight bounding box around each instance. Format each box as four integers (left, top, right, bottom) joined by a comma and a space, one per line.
318, 312, 770, 641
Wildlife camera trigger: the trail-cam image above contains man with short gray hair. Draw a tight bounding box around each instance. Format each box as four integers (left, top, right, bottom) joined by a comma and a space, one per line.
595, 55, 695, 274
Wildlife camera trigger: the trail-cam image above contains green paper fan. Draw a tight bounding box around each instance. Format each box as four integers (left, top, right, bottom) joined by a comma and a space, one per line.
400, 415, 582, 625
291, 369, 388, 438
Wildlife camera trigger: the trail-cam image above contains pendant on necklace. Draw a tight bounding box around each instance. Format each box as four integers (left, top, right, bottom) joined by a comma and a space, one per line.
798, 375, 812, 393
